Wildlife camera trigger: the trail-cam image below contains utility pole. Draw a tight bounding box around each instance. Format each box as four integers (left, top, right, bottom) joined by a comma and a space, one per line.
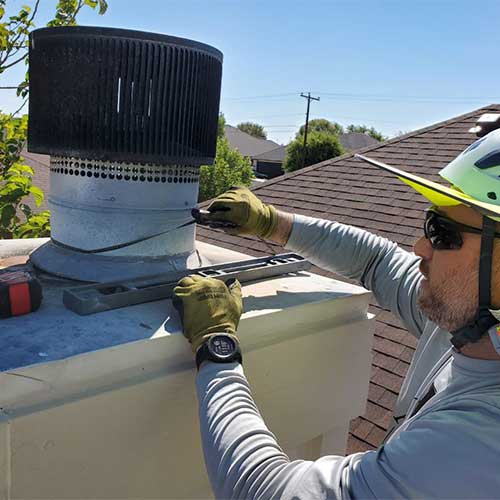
300, 92, 320, 169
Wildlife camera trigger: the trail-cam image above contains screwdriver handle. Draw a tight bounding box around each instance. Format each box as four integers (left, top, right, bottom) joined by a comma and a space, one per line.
191, 208, 237, 229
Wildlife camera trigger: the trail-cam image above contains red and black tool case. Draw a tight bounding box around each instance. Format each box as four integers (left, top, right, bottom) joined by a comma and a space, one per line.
0, 269, 43, 318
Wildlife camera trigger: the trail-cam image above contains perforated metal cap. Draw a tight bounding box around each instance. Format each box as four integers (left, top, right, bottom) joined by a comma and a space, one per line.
28, 26, 223, 166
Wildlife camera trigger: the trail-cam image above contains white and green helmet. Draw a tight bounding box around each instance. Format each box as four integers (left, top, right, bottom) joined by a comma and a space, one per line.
440, 129, 500, 212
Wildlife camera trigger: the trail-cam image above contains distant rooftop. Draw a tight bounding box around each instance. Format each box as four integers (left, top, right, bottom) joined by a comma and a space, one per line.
252, 145, 287, 163
339, 131, 379, 152
224, 125, 281, 158
20, 150, 50, 212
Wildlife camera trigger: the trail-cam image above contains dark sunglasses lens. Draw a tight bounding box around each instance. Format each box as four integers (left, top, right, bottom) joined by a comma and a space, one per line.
425, 212, 463, 250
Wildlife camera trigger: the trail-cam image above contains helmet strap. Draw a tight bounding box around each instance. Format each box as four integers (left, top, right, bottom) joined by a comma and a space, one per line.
451, 215, 498, 350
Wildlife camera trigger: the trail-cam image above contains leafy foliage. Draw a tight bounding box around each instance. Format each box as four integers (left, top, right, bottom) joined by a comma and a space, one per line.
237, 121, 267, 139
217, 113, 226, 139
296, 118, 386, 143
297, 118, 344, 138
346, 124, 386, 142
198, 136, 253, 202
47, 0, 108, 26
283, 130, 344, 173
0, 0, 108, 238
285, 117, 385, 172
0, 113, 50, 237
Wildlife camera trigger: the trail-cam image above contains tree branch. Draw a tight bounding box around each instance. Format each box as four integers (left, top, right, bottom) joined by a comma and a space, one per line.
4, 45, 22, 62
30, 0, 41, 24
71, 0, 85, 23
0, 1, 40, 67
7, 27, 27, 53
2, 51, 28, 71
9, 97, 28, 118
0, 30, 24, 67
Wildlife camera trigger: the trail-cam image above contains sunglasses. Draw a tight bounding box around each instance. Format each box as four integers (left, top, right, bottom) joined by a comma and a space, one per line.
424, 208, 500, 250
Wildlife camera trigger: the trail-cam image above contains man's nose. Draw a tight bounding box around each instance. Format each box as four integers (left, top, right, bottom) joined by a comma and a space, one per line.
413, 234, 433, 260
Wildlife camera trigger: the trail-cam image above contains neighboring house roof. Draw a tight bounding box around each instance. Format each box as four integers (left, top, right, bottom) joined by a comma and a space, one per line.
339, 131, 379, 151
21, 150, 50, 212
198, 104, 500, 455
252, 145, 287, 163
225, 125, 281, 158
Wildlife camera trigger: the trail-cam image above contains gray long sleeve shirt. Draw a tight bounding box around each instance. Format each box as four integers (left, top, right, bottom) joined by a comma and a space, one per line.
196, 215, 500, 499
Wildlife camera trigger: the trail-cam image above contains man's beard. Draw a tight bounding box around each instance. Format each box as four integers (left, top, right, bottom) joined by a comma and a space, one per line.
417, 266, 478, 332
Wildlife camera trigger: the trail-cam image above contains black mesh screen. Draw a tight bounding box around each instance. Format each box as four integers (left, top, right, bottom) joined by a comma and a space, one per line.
28, 27, 223, 166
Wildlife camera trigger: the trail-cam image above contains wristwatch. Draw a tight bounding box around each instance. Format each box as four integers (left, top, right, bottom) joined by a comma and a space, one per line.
195, 334, 242, 370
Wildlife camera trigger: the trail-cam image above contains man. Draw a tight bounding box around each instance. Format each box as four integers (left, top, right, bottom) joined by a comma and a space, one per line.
173, 130, 500, 499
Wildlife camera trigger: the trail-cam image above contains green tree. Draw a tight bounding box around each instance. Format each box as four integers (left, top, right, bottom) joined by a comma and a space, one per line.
0, 0, 108, 239
395, 130, 410, 137
237, 121, 267, 139
199, 136, 253, 202
346, 124, 387, 142
297, 118, 343, 138
218, 113, 226, 139
283, 130, 344, 173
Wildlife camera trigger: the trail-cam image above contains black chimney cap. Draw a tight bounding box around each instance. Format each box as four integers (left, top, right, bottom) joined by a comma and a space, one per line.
28, 26, 223, 166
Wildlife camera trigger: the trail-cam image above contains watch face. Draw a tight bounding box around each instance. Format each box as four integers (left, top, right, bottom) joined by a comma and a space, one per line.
209, 335, 236, 358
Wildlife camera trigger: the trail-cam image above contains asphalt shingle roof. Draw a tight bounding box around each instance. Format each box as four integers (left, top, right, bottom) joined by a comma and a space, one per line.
252, 145, 287, 162
339, 131, 379, 152
225, 125, 281, 158
20, 149, 51, 212
198, 104, 500, 454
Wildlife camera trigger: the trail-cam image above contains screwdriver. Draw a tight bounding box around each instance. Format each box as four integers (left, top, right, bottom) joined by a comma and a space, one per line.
180, 208, 237, 229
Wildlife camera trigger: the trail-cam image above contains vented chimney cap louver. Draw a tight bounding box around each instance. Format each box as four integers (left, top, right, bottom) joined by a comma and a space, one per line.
28, 26, 223, 165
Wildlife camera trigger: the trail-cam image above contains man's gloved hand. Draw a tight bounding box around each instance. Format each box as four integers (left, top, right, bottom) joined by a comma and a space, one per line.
205, 187, 278, 238
172, 275, 243, 352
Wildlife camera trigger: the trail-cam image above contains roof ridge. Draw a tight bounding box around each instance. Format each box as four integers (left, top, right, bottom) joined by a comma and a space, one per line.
225, 124, 280, 145
250, 103, 500, 194
252, 144, 287, 161
257, 144, 285, 153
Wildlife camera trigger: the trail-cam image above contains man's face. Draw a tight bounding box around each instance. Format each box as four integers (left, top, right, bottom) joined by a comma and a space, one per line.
413, 204, 485, 331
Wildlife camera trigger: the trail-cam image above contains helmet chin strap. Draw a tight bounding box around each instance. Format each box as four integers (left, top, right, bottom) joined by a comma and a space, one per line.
450, 215, 498, 350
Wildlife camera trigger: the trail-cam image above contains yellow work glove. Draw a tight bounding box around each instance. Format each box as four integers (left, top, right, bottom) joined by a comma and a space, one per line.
206, 187, 278, 238
172, 275, 243, 352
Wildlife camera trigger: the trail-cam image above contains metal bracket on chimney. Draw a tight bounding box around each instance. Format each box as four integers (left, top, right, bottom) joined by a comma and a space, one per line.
63, 253, 311, 315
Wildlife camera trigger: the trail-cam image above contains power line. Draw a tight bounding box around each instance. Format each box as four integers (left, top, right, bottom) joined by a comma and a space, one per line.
314, 91, 496, 102
222, 90, 498, 104
312, 114, 406, 125
261, 124, 303, 127
242, 113, 407, 125
223, 92, 299, 101
242, 112, 306, 119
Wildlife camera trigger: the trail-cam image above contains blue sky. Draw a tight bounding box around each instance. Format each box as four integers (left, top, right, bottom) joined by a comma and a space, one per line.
3, 0, 500, 144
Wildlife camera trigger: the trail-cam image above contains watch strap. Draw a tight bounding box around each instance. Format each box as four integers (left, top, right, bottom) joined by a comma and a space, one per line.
195, 335, 242, 370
